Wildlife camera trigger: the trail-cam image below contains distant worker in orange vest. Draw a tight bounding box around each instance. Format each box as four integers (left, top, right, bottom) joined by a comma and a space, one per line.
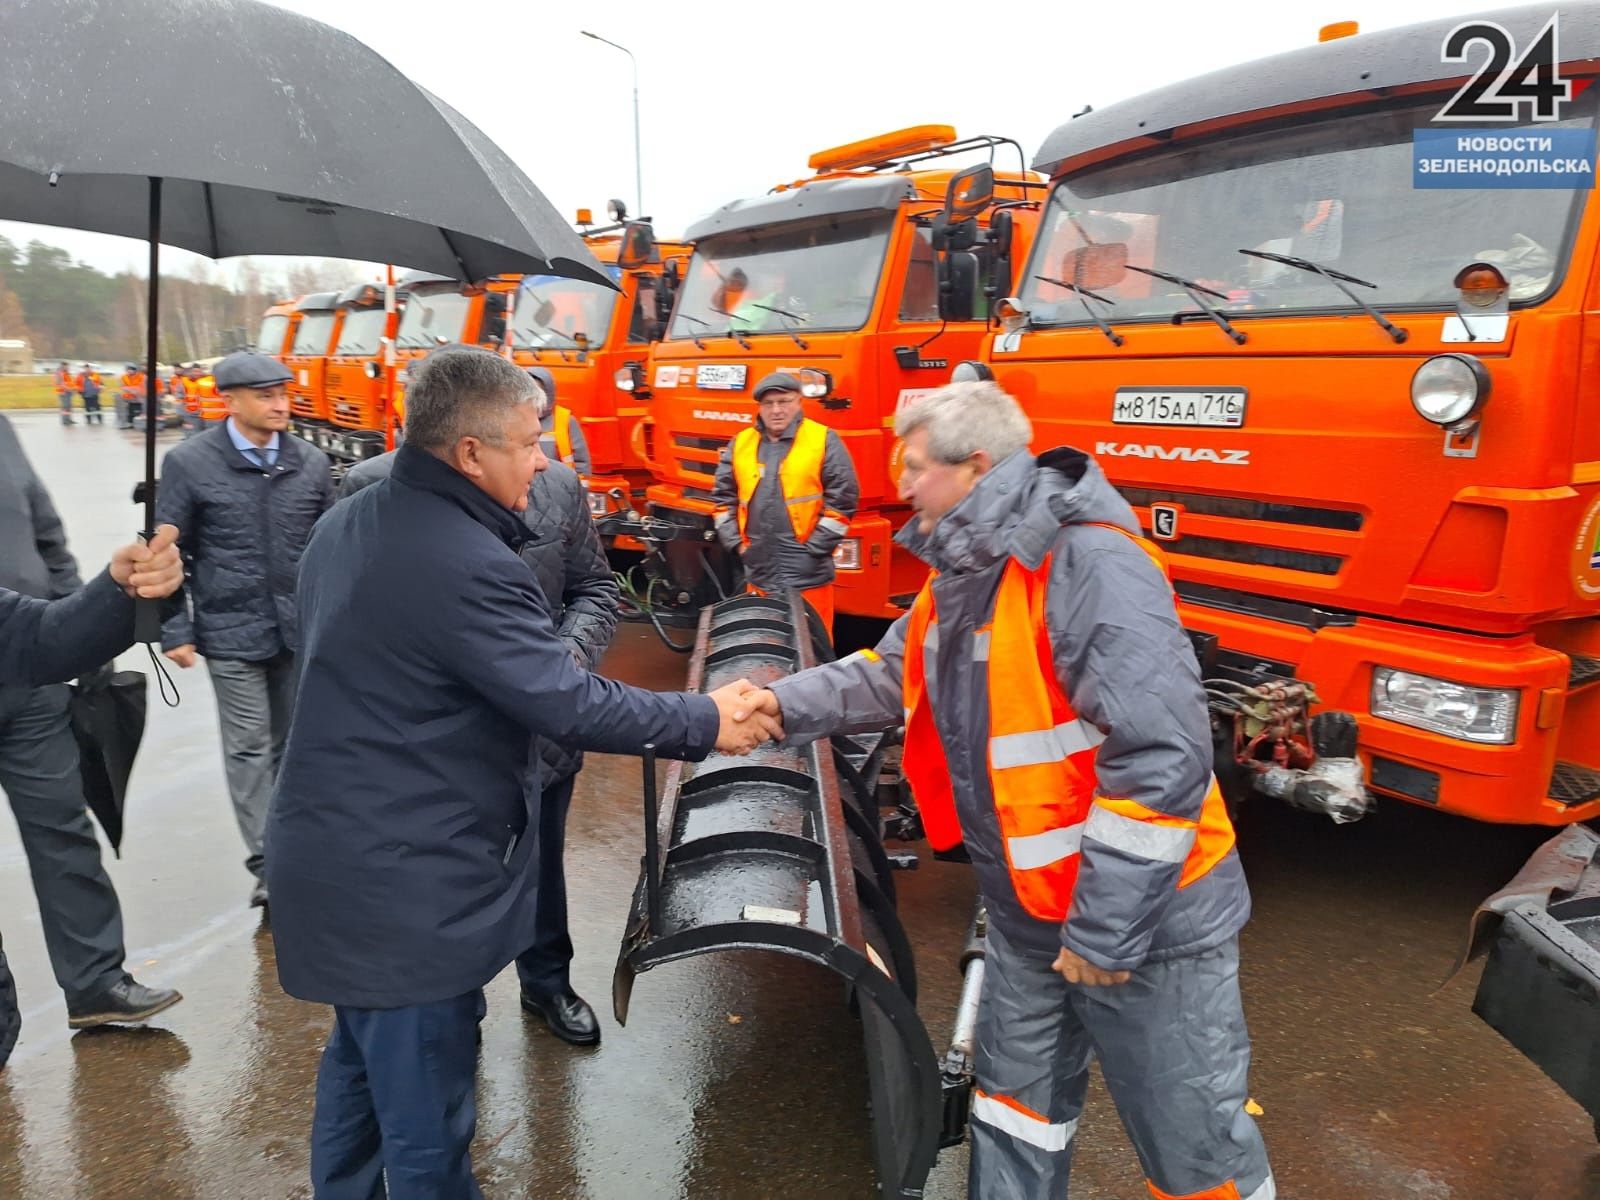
117, 364, 145, 430
737, 380, 1272, 1200
525, 366, 591, 478
709, 372, 858, 632
54, 363, 76, 426
77, 364, 105, 426
196, 368, 226, 426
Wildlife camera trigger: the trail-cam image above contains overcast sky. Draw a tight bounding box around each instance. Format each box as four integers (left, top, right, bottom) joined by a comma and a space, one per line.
0, 0, 1504, 284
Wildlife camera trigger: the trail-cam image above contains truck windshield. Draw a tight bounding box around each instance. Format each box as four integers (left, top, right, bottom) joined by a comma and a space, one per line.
291, 312, 336, 355
396, 287, 470, 349
256, 314, 288, 354
514, 268, 622, 349
669, 211, 893, 339
1020, 93, 1595, 329
334, 308, 387, 355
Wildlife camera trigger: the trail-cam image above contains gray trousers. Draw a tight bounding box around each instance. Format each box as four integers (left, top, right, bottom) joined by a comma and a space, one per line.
970, 922, 1273, 1200
0, 684, 126, 1004
206, 651, 298, 879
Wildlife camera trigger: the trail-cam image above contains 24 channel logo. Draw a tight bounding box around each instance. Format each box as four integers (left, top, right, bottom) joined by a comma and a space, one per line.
1434, 16, 1578, 123
1414, 15, 1595, 191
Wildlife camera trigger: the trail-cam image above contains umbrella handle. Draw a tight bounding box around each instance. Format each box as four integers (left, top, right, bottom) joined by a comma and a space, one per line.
134, 597, 164, 643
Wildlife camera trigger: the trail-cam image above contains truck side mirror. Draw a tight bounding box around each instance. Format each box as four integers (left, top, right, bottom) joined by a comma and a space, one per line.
655, 261, 681, 326
942, 164, 995, 222
618, 221, 657, 269
938, 252, 979, 322
985, 210, 1015, 302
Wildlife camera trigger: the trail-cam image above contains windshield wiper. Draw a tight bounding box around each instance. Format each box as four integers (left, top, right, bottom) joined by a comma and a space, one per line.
1123, 265, 1246, 344
1237, 249, 1407, 344
1033, 275, 1124, 347
750, 303, 810, 350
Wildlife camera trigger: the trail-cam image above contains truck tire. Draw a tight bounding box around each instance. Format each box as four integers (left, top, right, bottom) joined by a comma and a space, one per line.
0, 936, 18, 1071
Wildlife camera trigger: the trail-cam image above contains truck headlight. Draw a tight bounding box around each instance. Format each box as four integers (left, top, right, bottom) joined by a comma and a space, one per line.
1371, 667, 1518, 744
1410, 354, 1490, 428
798, 367, 832, 399
951, 360, 993, 383
587, 491, 609, 516
614, 365, 639, 393
833, 537, 862, 571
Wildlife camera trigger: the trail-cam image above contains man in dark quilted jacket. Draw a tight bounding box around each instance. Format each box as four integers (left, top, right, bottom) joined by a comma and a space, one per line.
155, 350, 334, 908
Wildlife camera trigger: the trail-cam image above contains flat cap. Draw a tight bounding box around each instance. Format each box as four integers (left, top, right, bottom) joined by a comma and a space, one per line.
753, 371, 802, 399
214, 351, 293, 390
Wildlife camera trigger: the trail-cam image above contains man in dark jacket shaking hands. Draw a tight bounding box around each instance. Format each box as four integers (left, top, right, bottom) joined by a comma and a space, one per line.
267, 346, 778, 1199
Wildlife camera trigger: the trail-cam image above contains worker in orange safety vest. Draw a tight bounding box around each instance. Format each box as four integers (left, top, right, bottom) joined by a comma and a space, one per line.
709, 371, 858, 633
738, 379, 1273, 1200
525, 366, 592, 478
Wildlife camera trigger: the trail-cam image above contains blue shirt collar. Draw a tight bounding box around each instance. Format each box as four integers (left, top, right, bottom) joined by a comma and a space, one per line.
225, 418, 281, 460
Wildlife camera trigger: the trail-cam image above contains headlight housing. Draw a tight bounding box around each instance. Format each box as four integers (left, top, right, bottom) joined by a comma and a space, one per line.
798, 367, 832, 399
587, 491, 609, 517
614, 364, 640, 393
1371, 667, 1519, 744
1410, 354, 1490, 428
951, 360, 994, 384
832, 537, 862, 571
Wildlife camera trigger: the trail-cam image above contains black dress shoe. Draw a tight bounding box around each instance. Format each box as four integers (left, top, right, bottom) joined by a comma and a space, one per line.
520, 988, 600, 1046
249, 880, 269, 908
67, 977, 183, 1029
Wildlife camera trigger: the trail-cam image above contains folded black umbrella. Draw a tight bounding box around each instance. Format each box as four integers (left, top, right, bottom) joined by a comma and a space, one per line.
68, 670, 149, 857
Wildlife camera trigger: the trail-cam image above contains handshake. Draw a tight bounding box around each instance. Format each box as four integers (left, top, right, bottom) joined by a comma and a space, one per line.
707, 680, 784, 754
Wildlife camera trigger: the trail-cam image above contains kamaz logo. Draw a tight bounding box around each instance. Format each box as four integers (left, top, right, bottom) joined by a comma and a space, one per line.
694, 410, 753, 423
1095, 441, 1250, 466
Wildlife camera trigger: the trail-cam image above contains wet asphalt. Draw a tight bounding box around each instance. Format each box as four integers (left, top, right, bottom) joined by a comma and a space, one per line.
0, 410, 1597, 1199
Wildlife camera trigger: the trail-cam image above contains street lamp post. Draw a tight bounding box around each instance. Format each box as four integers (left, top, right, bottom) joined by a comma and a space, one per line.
581, 31, 642, 219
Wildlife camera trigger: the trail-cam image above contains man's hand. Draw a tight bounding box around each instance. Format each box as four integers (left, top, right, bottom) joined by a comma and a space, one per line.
1051, 947, 1131, 987
164, 644, 198, 669
709, 678, 784, 754
733, 688, 782, 727
110, 524, 183, 599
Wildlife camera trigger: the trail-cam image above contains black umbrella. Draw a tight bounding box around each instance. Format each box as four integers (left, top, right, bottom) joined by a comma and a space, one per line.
0, 0, 605, 637
67, 669, 149, 856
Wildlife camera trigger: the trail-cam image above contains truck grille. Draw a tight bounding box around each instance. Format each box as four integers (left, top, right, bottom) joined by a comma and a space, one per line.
1116, 487, 1363, 531
673, 433, 730, 485
1160, 535, 1343, 576
1568, 656, 1600, 689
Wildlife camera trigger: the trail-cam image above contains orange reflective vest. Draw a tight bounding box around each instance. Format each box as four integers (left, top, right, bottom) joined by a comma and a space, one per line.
551, 405, 578, 470
54, 369, 72, 395
728, 418, 845, 546
119, 371, 144, 399
900, 531, 1236, 922
197, 376, 226, 422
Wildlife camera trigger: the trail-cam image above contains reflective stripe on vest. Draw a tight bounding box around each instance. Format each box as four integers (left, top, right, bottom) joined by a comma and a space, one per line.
552, 405, 577, 470
731, 418, 829, 545
900, 527, 1235, 922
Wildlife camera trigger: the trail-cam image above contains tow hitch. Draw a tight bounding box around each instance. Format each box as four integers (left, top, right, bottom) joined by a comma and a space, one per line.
1206, 676, 1371, 823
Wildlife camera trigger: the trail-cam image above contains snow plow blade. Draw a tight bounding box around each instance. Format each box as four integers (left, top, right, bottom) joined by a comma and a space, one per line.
613, 592, 943, 1197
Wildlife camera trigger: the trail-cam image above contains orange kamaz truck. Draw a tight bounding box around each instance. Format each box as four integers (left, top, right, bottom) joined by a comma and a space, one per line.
511, 203, 688, 527
284, 291, 342, 442
624, 126, 1040, 619
255, 298, 300, 359
970, 10, 1600, 828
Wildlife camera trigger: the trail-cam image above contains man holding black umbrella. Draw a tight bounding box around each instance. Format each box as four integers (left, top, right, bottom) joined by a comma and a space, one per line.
0, 414, 181, 1030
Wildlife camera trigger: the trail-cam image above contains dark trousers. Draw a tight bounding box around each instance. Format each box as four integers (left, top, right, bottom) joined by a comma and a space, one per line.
310, 990, 485, 1200
0, 684, 126, 1004
82, 394, 103, 424
514, 771, 575, 997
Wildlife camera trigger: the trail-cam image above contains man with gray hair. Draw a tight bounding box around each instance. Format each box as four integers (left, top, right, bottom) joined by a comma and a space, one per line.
736, 380, 1272, 1199
268, 345, 781, 1197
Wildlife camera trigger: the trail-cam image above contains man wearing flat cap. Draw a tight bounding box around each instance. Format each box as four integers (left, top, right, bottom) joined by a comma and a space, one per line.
710, 371, 859, 631
155, 350, 334, 908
